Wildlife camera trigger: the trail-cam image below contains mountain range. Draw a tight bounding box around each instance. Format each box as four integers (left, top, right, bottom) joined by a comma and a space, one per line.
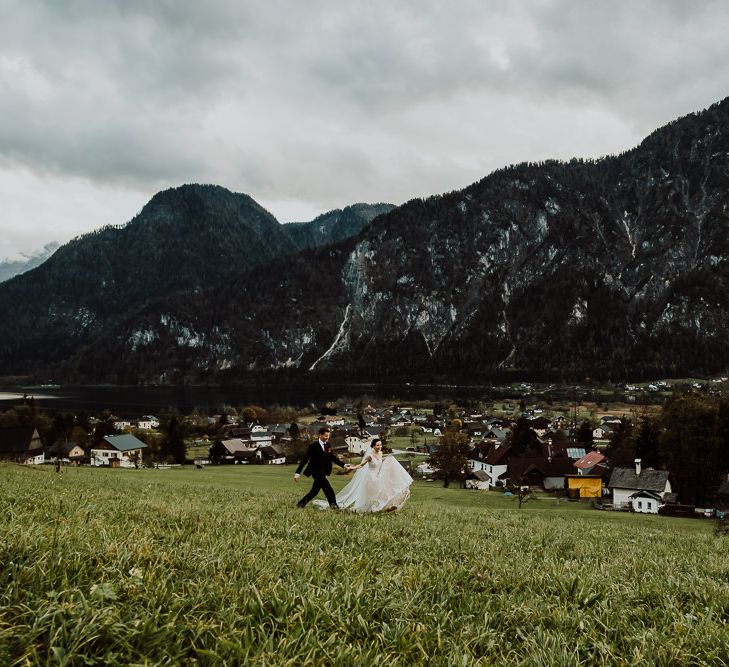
2, 96, 729, 384
0, 242, 59, 283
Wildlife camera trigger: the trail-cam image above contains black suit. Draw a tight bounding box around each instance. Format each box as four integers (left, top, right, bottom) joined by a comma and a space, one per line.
296, 440, 346, 507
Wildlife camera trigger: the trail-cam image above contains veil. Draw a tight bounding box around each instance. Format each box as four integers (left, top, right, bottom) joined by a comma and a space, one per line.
360, 446, 375, 464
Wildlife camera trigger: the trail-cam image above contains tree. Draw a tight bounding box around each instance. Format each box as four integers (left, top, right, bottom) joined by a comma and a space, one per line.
357, 413, 367, 434
288, 422, 300, 440
162, 417, 186, 464
505, 417, 541, 456
429, 429, 471, 488
284, 437, 308, 463
659, 394, 724, 506
576, 421, 594, 448
633, 416, 661, 469
606, 418, 635, 468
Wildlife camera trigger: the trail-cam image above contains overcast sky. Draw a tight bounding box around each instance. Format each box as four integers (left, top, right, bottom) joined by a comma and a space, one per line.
2, 0, 729, 259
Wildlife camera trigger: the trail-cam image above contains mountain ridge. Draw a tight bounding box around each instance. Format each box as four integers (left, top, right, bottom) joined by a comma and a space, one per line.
2, 97, 729, 383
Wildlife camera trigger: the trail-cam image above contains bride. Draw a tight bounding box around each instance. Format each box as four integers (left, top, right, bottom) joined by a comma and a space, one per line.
315, 438, 413, 512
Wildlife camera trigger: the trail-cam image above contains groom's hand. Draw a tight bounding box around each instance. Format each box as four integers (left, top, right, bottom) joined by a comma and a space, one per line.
294, 473, 301, 481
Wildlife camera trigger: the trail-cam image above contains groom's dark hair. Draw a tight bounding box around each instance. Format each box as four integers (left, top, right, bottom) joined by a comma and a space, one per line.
319, 426, 331, 435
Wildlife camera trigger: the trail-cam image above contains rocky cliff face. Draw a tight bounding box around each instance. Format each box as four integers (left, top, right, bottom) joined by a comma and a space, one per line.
236, 97, 729, 381
2, 98, 729, 383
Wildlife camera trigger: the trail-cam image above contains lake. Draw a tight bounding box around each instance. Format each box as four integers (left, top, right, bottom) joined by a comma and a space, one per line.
0, 382, 500, 416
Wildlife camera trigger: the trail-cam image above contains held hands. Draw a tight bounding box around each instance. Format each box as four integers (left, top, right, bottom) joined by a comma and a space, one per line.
293, 473, 301, 482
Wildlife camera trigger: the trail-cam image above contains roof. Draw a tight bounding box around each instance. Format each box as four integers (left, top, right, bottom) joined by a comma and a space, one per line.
0, 426, 39, 454
574, 451, 607, 469
46, 441, 85, 457
219, 439, 253, 454
259, 445, 284, 457
509, 456, 575, 481
608, 467, 669, 492
629, 490, 663, 500
102, 434, 148, 452
469, 470, 491, 482
484, 445, 512, 466
484, 427, 510, 441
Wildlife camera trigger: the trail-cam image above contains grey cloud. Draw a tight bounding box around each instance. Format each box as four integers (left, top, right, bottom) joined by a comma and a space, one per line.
1, 0, 729, 225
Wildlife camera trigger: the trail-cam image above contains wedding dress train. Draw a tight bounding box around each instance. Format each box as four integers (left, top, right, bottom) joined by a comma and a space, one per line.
314, 450, 413, 512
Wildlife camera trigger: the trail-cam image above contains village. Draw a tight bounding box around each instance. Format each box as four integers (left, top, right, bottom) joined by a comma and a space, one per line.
2, 389, 728, 521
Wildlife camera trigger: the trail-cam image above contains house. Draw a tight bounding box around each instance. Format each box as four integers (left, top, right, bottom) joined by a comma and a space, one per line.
90, 434, 147, 468
573, 451, 607, 475
209, 438, 256, 464
463, 470, 491, 490
545, 443, 586, 461
608, 459, 672, 513
249, 430, 274, 446
45, 440, 86, 464
137, 415, 159, 430
600, 415, 622, 425
256, 445, 286, 465
390, 414, 411, 427
25, 446, 46, 465
592, 424, 614, 440
234, 450, 257, 464
481, 445, 512, 489
483, 427, 510, 443
507, 456, 575, 491
322, 416, 345, 427
113, 420, 132, 432
346, 435, 371, 455
0, 426, 43, 463
464, 422, 487, 437
269, 424, 292, 442
630, 490, 665, 513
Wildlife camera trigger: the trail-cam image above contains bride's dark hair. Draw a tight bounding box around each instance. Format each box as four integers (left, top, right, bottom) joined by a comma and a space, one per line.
371, 438, 382, 447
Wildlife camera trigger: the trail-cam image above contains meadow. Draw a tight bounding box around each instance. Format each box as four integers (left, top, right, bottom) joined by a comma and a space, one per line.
1, 463, 728, 666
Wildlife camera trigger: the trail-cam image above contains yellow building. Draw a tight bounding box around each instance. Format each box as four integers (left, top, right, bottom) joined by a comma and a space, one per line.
566, 475, 602, 498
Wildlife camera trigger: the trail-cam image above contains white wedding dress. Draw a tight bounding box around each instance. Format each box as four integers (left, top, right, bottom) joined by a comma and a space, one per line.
314, 449, 413, 512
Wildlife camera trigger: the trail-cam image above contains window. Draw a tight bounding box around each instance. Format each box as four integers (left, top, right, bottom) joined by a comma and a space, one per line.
637, 501, 643, 509
647, 502, 652, 510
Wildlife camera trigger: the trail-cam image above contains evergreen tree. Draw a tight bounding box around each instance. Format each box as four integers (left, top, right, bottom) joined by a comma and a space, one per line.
659, 394, 723, 506
606, 418, 635, 468
506, 417, 541, 456
576, 421, 594, 448
633, 417, 661, 469
162, 417, 187, 464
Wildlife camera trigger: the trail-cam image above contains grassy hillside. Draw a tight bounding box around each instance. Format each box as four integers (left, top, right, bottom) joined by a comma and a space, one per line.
1, 464, 727, 665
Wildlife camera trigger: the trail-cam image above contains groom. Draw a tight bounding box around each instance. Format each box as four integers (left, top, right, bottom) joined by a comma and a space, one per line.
294, 426, 350, 508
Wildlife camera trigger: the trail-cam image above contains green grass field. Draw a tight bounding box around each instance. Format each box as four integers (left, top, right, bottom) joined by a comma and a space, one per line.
1, 463, 728, 665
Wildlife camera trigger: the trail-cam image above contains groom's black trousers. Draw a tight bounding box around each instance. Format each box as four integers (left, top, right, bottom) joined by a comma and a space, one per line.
298, 475, 337, 507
